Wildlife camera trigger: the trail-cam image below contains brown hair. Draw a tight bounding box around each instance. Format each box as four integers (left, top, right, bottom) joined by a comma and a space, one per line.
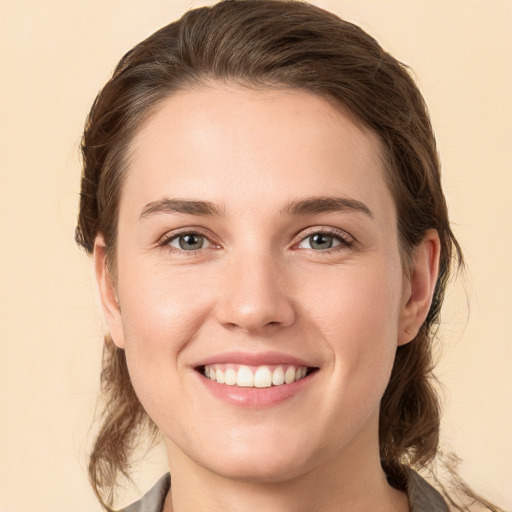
75, 1, 500, 510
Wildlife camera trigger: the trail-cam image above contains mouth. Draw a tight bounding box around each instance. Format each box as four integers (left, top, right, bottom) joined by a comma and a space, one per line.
197, 363, 318, 388
192, 351, 320, 407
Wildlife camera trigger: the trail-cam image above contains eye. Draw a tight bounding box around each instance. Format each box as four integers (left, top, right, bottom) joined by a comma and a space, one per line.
297, 230, 352, 251
167, 233, 212, 251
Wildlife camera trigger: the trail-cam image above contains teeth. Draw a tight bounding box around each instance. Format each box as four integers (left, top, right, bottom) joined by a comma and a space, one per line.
225, 367, 237, 386
254, 366, 272, 388
272, 366, 285, 386
203, 364, 310, 388
236, 365, 254, 387
284, 366, 296, 384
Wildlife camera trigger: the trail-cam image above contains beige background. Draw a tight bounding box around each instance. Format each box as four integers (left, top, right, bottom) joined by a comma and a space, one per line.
1, 1, 511, 510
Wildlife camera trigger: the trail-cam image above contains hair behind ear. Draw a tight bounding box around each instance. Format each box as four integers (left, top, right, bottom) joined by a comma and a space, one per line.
379, 330, 441, 489
89, 335, 157, 510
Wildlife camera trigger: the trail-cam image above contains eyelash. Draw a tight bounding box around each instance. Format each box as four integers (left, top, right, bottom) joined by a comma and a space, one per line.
294, 227, 354, 252
157, 227, 354, 255
158, 228, 217, 256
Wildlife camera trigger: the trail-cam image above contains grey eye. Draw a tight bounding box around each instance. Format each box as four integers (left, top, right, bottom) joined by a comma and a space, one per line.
299, 233, 342, 251
169, 233, 211, 251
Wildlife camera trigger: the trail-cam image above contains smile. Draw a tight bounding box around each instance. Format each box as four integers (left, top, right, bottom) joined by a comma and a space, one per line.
202, 364, 312, 388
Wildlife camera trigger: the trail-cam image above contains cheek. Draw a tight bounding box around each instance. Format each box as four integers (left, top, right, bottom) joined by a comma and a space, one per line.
116, 260, 213, 365
301, 259, 403, 383
305, 258, 402, 331
115, 262, 217, 430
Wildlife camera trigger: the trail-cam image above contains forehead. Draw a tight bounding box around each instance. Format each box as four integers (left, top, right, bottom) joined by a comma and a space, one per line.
123, 84, 393, 219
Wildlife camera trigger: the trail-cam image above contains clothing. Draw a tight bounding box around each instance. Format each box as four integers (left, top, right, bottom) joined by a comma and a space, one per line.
119, 473, 170, 512
406, 469, 449, 511
118, 469, 448, 512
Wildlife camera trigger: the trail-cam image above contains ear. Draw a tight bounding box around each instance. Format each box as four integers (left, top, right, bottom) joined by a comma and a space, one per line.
398, 229, 441, 346
93, 235, 126, 349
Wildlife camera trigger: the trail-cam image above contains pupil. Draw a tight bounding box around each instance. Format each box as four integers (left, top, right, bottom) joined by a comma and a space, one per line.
179, 234, 203, 250
311, 233, 333, 250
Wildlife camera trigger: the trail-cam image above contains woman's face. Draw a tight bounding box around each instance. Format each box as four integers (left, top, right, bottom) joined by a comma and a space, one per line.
96, 84, 428, 483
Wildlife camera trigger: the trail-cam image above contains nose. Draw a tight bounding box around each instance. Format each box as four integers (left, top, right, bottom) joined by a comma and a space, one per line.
215, 249, 296, 333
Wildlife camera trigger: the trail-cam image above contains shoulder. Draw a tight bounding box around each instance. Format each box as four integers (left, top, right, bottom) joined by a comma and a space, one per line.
117, 473, 170, 512
406, 468, 449, 512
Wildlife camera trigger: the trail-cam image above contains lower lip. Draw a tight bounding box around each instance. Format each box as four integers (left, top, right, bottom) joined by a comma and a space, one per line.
195, 371, 317, 408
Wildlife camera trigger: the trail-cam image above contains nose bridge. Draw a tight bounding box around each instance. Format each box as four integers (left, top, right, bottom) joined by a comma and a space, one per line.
216, 243, 295, 332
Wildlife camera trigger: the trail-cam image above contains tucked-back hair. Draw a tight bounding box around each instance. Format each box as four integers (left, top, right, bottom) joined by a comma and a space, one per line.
75, 1, 498, 510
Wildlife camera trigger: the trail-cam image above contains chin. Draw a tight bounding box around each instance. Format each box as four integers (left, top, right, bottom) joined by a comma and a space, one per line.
190, 428, 326, 484
208, 452, 312, 484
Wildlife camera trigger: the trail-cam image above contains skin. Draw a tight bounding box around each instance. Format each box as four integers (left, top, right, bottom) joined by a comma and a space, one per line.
95, 84, 440, 512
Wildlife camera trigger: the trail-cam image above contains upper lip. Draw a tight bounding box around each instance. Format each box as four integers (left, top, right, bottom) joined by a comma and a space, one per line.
193, 351, 318, 368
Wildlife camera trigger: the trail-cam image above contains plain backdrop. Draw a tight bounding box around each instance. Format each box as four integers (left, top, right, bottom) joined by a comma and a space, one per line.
1, 1, 511, 511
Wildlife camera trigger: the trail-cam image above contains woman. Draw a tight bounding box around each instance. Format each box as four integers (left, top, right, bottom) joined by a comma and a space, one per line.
75, 1, 502, 510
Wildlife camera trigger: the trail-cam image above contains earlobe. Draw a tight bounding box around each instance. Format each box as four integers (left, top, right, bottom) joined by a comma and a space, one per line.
93, 236, 126, 349
398, 229, 441, 346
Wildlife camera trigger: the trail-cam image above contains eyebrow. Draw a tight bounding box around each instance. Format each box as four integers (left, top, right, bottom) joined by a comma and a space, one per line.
280, 196, 373, 218
139, 195, 373, 221
139, 198, 225, 220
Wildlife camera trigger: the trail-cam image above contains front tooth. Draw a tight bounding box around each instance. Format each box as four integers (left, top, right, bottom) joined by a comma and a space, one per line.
272, 366, 285, 386
254, 366, 272, 388
216, 368, 225, 384
284, 366, 296, 384
224, 367, 237, 385
236, 365, 254, 387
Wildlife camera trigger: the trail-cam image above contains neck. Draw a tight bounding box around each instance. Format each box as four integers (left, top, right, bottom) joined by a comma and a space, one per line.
163, 413, 409, 512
